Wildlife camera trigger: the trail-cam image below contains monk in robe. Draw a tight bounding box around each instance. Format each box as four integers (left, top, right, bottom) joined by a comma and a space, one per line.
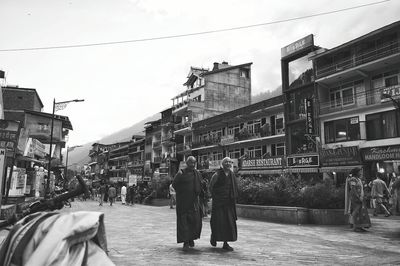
172, 156, 203, 251
209, 157, 238, 251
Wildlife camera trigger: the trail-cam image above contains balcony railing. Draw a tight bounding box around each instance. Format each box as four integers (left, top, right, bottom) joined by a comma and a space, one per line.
319, 86, 395, 115
153, 140, 161, 148
161, 132, 174, 142
174, 121, 192, 131
316, 40, 399, 79
192, 137, 221, 149
176, 143, 192, 153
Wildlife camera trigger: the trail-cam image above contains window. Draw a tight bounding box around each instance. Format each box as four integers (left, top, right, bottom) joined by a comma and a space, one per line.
324, 117, 360, 143
366, 110, 400, 140
212, 152, 223, 161
330, 83, 355, 108
240, 69, 249, 78
228, 124, 240, 135
247, 146, 262, 158
229, 149, 241, 159
276, 143, 285, 156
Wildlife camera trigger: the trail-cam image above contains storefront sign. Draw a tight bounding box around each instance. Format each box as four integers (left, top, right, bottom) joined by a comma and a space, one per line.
381, 84, 400, 100
281, 34, 314, 58
220, 135, 235, 146
24, 113, 62, 142
305, 98, 314, 135
320, 146, 362, 166
362, 145, 400, 161
287, 155, 319, 167
241, 157, 284, 170
0, 120, 20, 153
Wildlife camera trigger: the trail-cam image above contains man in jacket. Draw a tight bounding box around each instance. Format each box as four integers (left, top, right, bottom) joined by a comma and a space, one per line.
172, 156, 203, 251
108, 184, 117, 206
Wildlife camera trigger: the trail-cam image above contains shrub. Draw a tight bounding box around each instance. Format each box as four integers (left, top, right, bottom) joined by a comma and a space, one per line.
237, 175, 345, 209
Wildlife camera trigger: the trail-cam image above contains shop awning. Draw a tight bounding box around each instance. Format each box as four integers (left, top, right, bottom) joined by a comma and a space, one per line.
320, 165, 362, 173
239, 169, 284, 175
285, 168, 319, 173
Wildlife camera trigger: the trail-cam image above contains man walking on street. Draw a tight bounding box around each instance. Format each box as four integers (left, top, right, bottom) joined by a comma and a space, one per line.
99, 183, 106, 206
209, 157, 238, 251
108, 184, 117, 206
371, 173, 391, 217
121, 184, 127, 205
172, 156, 203, 251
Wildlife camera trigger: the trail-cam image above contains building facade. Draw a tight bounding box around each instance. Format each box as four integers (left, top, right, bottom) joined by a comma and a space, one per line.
313, 21, 400, 184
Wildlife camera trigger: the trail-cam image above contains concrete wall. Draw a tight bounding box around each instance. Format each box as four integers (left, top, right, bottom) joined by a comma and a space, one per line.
3, 88, 42, 112
204, 67, 251, 114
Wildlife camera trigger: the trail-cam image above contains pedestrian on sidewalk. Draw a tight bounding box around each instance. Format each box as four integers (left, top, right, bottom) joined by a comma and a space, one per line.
121, 183, 127, 205
172, 156, 203, 251
127, 185, 136, 205
345, 167, 371, 232
390, 174, 400, 215
169, 181, 176, 209
371, 173, 391, 217
99, 183, 106, 206
209, 157, 238, 251
108, 184, 117, 206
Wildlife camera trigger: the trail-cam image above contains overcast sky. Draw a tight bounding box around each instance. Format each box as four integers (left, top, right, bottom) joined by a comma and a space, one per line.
0, 0, 399, 147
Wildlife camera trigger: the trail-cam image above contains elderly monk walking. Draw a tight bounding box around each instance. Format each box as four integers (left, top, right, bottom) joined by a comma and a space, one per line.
209, 157, 238, 251
172, 156, 203, 251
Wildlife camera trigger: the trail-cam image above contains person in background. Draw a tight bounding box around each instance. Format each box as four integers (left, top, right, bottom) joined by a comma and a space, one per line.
98, 183, 106, 206
121, 183, 127, 205
209, 157, 238, 251
108, 184, 117, 206
169, 181, 176, 209
371, 173, 391, 217
345, 167, 371, 232
390, 174, 400, 215
172, 156, 203, 251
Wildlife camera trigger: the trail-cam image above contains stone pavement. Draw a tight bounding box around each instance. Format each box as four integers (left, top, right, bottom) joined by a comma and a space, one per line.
1, 200, 400, 265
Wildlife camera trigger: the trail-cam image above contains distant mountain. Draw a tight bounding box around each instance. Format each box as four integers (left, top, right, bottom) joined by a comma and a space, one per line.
67, 87, 282, 169
66, 113, 160, 170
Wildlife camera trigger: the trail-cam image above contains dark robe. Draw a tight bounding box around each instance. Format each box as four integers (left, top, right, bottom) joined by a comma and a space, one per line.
209, 168, 238, 242
172, 168, 203, 243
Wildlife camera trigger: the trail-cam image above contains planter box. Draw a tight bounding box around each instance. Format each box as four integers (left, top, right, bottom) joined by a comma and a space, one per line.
308, 209, 347, 225
236, 204, 309, 224
236, 204, 347, 225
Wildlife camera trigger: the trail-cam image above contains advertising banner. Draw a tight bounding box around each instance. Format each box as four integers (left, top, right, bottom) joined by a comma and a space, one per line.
305, 98, 314, 135
281, 34, 314, 58
0, 119, 21, 154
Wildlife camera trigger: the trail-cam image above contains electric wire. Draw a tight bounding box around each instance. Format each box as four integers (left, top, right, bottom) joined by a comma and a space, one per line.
0, 0, 390, 52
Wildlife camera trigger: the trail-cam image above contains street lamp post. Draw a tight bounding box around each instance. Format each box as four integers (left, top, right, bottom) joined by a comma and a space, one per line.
46, 98, 84, 198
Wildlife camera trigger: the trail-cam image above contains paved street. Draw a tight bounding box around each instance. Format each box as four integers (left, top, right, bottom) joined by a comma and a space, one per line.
1, 200, 399, 265
55, 200, 400, 266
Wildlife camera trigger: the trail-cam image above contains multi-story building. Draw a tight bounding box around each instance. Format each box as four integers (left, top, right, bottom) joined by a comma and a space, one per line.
312, 20, 400, 184
2, 85, 72, 197
281, 35, 321, 178
172, 61, 253, 165
88, 143, 110, 178
127, 135, 145, 184
192, 95, 285, 176
108, 141, 130, 183
144, 119, 162, 183
160, 108, 179, 179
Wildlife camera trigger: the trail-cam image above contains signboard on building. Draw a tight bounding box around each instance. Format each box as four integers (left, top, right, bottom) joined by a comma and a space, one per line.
0, 119, 20, 154
220, 135, 235, 146
362, 145, 400, 161
305, 98, 314, 135
241, 157, 284, 170
320, 146, 361, 166
281, 34, 314, 58
24, 113, 62, 142
287, 155, 319, 167
381, 84, 400, 100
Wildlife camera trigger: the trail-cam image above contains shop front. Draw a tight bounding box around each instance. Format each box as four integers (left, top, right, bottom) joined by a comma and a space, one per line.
320, 146, 362, 185
286, 154, 320, 180
361, 145, 400, 185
